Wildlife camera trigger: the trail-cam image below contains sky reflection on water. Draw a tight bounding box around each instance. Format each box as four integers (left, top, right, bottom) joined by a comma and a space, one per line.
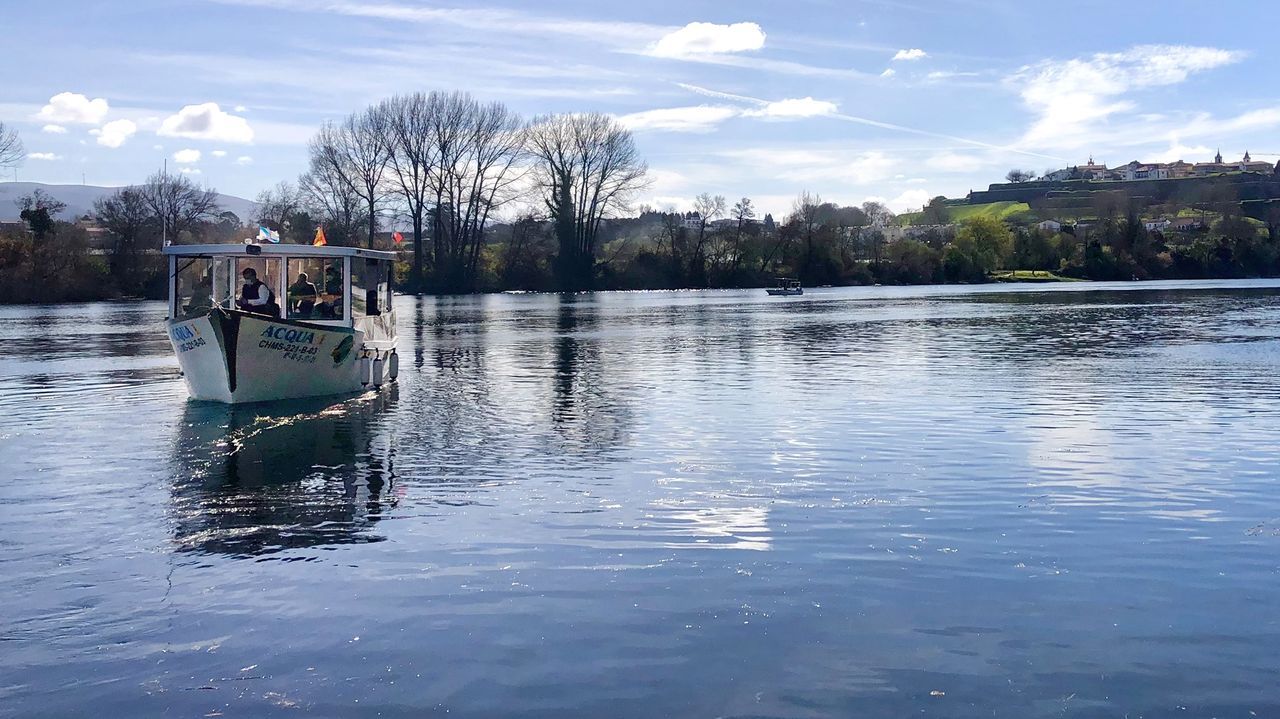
2, 280, 1280, 718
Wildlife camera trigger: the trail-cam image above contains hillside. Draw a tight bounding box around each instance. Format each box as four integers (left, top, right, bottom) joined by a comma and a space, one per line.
0, 182, 257, 223
899, 201, 1032, 226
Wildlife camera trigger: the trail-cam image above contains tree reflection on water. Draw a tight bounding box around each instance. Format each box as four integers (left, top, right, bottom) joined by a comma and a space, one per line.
168, 388, 399, 557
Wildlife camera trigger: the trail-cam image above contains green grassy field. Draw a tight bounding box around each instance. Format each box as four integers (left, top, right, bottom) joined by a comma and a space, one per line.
989, 269, 1086, 283
899, 201, 1032, 226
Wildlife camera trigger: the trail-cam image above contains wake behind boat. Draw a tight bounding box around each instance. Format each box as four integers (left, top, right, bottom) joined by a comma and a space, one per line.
164, 243, 398, 404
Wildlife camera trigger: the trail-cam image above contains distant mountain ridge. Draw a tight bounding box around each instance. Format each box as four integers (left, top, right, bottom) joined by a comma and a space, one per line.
0, 182, 257, 224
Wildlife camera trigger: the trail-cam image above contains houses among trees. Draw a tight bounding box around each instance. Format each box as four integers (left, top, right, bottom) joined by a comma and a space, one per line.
1041, 150, 1275, 183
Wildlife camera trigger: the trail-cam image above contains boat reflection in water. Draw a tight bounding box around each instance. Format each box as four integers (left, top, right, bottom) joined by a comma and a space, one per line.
169, 387, 399, 557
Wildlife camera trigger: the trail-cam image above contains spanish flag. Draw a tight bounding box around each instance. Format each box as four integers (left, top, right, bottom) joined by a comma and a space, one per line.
313, 227, 327, 246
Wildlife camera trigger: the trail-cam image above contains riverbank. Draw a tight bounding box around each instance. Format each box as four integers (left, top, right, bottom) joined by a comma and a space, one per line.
990, 269, 1088, 283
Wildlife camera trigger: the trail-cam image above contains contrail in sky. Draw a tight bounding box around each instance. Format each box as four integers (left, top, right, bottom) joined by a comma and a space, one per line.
677, 82, 1063, 162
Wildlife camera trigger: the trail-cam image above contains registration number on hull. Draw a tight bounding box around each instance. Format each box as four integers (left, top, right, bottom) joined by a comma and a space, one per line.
257, 325, 331, 365
170, 323, 206, 353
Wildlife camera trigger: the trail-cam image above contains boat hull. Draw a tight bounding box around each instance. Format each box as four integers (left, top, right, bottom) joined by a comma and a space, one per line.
167, 309, 372, 404
766, 288, 804, 296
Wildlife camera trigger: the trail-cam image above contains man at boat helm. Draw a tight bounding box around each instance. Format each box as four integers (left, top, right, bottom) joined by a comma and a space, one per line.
238, 267, 280, 318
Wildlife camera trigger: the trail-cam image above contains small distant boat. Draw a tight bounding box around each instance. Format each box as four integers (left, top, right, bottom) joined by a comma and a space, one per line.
164, 243, 399, 404
766, 278, 804, 296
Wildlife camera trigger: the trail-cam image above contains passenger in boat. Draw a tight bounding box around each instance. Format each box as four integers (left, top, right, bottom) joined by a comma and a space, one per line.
238, 268, 280, 318
289, 272, 319, 317
183, 274, 215, 316
315, 288, 342, 319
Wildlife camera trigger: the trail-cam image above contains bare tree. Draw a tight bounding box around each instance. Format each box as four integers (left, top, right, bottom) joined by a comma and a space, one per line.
861, 200, 895, 227
1005, 168, 1036, 183
255, 181, 302, 236
94, 187, 155, 285
689, 192, 725, 285
383, 92, 440, 288
299, 154, 361, 246
308, 106, 393, 249
432, 94, 525, 292
526, 112, 647, 290
140, 170, 221, 244
728, 196, 756, 278
790, 192, 825, 279
0, 122, 22, 170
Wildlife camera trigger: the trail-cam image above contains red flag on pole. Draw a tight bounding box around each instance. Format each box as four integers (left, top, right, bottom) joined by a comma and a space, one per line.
392, 231, 404, 244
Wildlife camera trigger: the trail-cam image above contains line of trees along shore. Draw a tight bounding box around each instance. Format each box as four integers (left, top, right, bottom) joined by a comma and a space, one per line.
292, 92, 645, 294
4, 111, 1280, 304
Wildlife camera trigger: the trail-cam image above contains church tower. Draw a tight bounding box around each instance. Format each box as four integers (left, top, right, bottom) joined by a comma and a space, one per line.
1215, 148, 1223, 164
1244, 150, 1252, 162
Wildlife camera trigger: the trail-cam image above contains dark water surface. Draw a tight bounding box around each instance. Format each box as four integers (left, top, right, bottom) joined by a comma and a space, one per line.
3, 281, 1280, 718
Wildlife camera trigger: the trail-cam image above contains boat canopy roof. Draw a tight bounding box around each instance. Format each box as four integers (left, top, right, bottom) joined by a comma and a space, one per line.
163, 243, 398, 262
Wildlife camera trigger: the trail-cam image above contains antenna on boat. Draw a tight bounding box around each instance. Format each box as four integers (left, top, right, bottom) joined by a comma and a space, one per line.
162, 159, 169, 247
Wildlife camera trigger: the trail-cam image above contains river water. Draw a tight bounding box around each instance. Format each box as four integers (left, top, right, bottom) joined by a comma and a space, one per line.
2, 280, 1279, 718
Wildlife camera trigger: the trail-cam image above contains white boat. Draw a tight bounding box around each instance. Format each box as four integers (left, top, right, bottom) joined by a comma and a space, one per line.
766, 278, 803, 296
164, 243, 398, 404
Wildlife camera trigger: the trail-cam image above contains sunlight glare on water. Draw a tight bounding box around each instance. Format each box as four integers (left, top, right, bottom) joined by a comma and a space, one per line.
2, 280, 1280, 718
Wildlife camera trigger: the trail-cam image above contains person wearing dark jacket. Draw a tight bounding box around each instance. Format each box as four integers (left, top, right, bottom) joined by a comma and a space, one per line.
238, 268, 279, 318
288, 272, 319, 317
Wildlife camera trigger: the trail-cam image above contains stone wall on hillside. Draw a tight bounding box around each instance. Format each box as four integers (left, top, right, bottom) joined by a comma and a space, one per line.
968, 173, 1280, 208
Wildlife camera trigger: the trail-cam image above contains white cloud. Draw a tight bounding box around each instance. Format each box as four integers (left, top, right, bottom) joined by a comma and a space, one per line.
1149, 138, 1215, 163
1011, 45, 1245, 149
97, 119, 137, 148
880, 68, 896, 78
211, 149, 228, 157
926, 70, 982, 81
650, 21, 765, 58
41, 124, 68, 134
887, 189, 931, 213
235, 155, 253, 165
743, 97, 838, 120
928, 151, 979, 172
724, 147, 897, 186
617, 96, 839, 133
201, 0, 662, 48
180, 167, 202, 175
36, 92, 109, 125
234, 105, 248, 112
173, 148, 201, 164
617, 105, 739, 133
158, 103, 254, 143
646, 195, 694, 212
645, 168, 689, 195
1173, 107, 1280, 140
153, 144, 164, 150
28, 152, 62, 161
893, 48, 927, 61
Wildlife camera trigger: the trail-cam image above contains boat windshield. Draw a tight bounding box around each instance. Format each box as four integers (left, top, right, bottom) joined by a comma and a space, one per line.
285, 257, 345, 321
352, 259, 392, 317
173, 256, 233, 320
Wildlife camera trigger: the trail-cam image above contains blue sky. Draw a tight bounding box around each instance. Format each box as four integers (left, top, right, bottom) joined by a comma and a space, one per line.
3, 0, 1278, 216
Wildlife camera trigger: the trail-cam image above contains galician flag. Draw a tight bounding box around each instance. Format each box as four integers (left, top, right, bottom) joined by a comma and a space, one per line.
313, 226, 327, 246
258, 226, 281, 243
